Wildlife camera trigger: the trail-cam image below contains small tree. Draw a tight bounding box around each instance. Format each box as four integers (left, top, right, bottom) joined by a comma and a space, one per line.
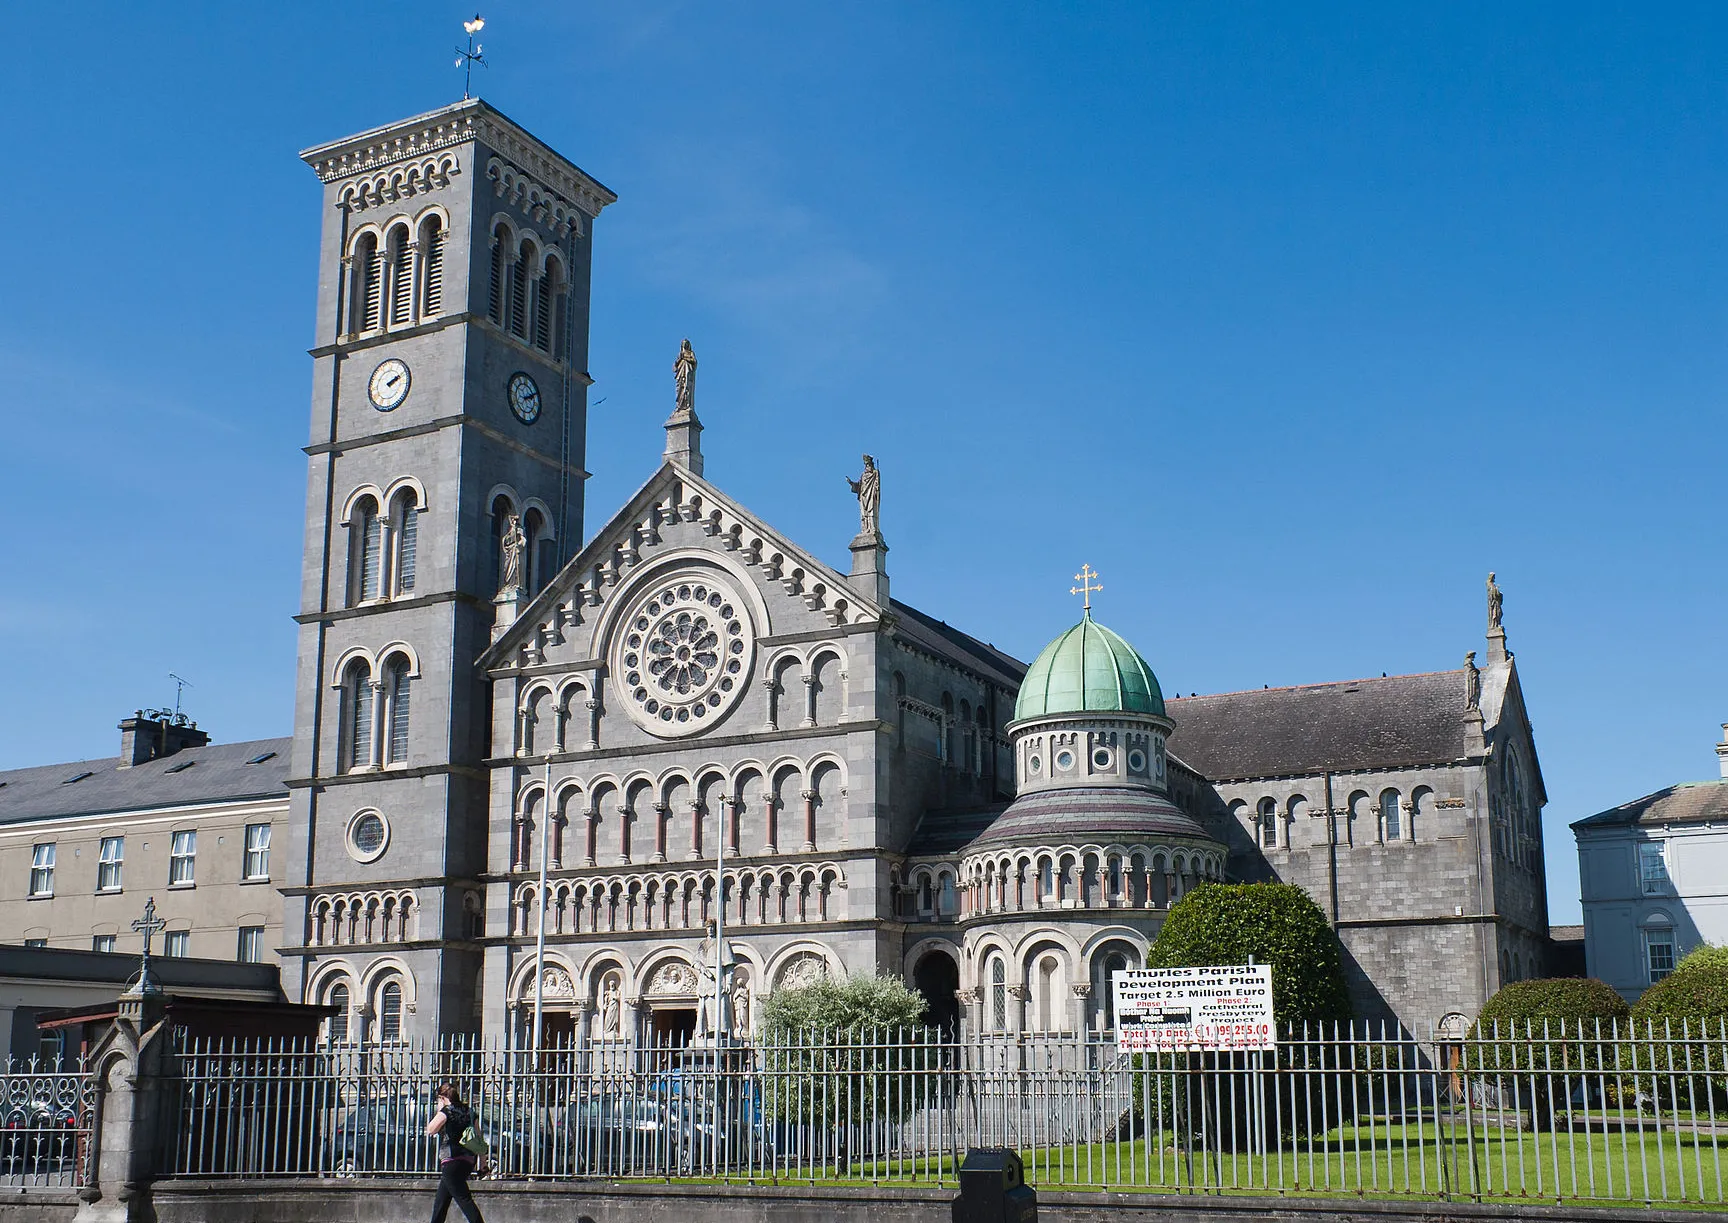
758, 974, 931, 1146
1148, 882, 1352, 1029
1631, 944, 1728, 1111
1142, 883, 1352, 1147
1466, 978, 1631, 1124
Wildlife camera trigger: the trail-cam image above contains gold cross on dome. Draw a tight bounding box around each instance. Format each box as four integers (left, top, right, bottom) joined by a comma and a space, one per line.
1070, 564, 1103, 612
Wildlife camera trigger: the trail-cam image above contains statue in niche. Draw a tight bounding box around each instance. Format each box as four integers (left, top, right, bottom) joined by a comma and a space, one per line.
673, 338, 698, 418
729, 965, 752, 1034
1486, 572, 1503, 631
499, 512, 527, 596
696, 920, 737, 1038
1464, 651, 1481, 709
599, 973, 621, 1037
846, 454, 881, 538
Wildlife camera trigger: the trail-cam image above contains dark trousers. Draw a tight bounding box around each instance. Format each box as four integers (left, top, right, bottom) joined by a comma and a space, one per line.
430, 1159, 484, 1223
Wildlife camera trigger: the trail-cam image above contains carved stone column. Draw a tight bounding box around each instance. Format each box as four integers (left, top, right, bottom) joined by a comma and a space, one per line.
511, 815, 529, 872
762, 793, 778, 855
550, 812, 565, 871
652, 803, 669, 863
956, 986, 983, 1039
1070, 982, 1094, 1034
801, 674, 818, 728
584, 698, 601, 751
688, 800, 704, 860
616, 805, 632, 865
725, 796, 741, 858
583, 809, 598, 868
1006, 984, 1029, 1035
800, 788, 818, 853
761, 678, 779, 731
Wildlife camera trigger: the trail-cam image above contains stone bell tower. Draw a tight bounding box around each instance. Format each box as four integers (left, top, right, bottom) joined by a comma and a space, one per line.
280, 100, 614, 1036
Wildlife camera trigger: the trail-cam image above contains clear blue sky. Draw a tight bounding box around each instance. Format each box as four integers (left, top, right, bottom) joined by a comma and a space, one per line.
3, 4, 1723, 925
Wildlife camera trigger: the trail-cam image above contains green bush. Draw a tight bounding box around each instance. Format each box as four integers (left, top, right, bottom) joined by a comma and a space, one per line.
758, 974, 933, 1131
1147, 882, 1351, 1030
1465, 978, 1630, 1123
1631, 944, 1728, 1111
760, 972, 926, 1039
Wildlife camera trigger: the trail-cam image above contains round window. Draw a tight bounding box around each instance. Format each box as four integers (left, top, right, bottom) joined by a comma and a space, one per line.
1055, 750, 1075, 771
1028, 755, 1042, 775
1092, 749, 1112, 769
611, 574, 755, 738
346, 811, 389, 864
1128, 750, 1147, 773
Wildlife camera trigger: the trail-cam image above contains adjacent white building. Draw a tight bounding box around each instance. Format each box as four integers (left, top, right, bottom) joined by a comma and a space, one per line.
1573, 726, 1728, 999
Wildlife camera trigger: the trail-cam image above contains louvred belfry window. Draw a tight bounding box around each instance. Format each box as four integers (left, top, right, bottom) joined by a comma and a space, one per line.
388, 226, 412, 327
344, 662, 373, 773
488, 227, 508, 323
354, 234, 383, 333
420, 217, 444, 317
357, 502, 382, 602
509, 244, 531, 338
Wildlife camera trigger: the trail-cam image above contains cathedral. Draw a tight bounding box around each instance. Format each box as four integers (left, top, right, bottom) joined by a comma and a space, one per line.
0, 99, 1554, 1055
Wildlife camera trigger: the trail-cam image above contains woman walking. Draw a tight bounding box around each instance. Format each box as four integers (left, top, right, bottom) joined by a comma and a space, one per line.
424, 1082, 486, 1223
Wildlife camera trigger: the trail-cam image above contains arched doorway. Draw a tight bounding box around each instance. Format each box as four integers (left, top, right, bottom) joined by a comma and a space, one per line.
912, 950, 960, 1034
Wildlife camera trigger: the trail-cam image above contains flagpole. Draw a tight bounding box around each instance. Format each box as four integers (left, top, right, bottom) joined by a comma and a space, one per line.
532, 758, 550, 1056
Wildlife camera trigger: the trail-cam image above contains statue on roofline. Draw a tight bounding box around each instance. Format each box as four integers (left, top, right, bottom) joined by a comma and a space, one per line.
847, 454, 881, 538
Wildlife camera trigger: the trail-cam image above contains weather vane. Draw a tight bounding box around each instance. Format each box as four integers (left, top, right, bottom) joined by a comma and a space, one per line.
455, 14, 487, 100
1070, 563, 1103, 612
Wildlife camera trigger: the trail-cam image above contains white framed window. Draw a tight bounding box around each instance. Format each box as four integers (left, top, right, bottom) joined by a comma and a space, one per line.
169, 830, 196, 886
1381, 790, 1402, 841
1258, 798, 1279, 848
163, 931, 190, 958
1646, 927, 1676, 982
29, 843, 55, 896
92, 934, 116, 953
237, 926, 265, 963
346, 810, 390, 864
1639, 842, 1670, 895
97, 836, 124, 892
244, 823, 271, 880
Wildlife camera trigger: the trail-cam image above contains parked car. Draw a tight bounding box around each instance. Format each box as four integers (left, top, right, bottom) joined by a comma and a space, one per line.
564, 1091, 678, 1174
327, 1095, 433, 1175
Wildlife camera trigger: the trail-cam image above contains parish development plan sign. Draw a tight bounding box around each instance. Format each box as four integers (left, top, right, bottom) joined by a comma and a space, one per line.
1112, 965, 1276, 1053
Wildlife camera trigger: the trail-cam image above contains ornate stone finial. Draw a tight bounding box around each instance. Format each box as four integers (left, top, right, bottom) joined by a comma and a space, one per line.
127, 896, 168, 997
846, 454, 881, 539
673, 338, 698, 420
1486, 572, 1503, 632
1463, 651, 1481, 710
1070, 563, 1103, 613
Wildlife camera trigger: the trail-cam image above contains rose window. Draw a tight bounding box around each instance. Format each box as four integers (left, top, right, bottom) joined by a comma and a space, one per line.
613, 576, 754, 737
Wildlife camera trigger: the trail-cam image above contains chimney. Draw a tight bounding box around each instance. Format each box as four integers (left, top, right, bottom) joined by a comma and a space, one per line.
1717, 723, 1728, 779
118, 713, 210, 768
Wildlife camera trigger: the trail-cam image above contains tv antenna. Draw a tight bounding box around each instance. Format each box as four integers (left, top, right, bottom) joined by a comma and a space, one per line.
168, 673, 193, 721
456, 14, 487, 99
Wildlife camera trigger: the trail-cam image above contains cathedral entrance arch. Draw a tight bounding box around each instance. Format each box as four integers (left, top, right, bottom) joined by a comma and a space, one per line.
912, 949, 960, 1035
641, 957, 700, 1049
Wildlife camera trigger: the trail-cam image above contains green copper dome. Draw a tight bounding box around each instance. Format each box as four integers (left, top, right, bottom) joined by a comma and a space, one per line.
1013, 612, 1166, 721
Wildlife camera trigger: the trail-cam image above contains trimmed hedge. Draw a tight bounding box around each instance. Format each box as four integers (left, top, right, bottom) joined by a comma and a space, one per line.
1469, 977, 1631, 1040
1147, 882, 1350, 1029
1633, 944, 1728, 1030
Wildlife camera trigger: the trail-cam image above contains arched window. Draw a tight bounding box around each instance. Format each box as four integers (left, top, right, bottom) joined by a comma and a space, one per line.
488, 224, 509, 324
1381, 789, 1401, 841
383, 656, 412, 766
1036, 956, 1060, 1032
523, 507, 547, 595
534, 256, 559, 351
386, 224, 412, 327
490, 494, 517, 595
1039, 859, 1054, 897
352, 232, 382, 333
378, 980, 403, 1042
918, 875, 933, 912
418, 214, 445, 318
1258, 797, 1279, 848
326, 982, 350, 1043
341, 659, 374, 773
938, 872, 958, 916
350, 496, 382, 604
510, 240, 535, 338
989, 956, 1006, 1030
391, 491, 418, 595
1098, 950, 1131, 1029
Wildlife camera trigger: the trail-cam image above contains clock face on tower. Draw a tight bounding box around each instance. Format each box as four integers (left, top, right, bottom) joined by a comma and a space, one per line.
507, 372, 541, 424
368, 358, 410, 411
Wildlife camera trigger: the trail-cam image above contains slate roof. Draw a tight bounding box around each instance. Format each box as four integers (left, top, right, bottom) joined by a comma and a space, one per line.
905, 805, 1008, 857
1165, 671, 1472, 782
1570, 780, 1728, 831
969, 787, 1213, 849
891, 600, 1026, 689
0, 737, 292, 826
